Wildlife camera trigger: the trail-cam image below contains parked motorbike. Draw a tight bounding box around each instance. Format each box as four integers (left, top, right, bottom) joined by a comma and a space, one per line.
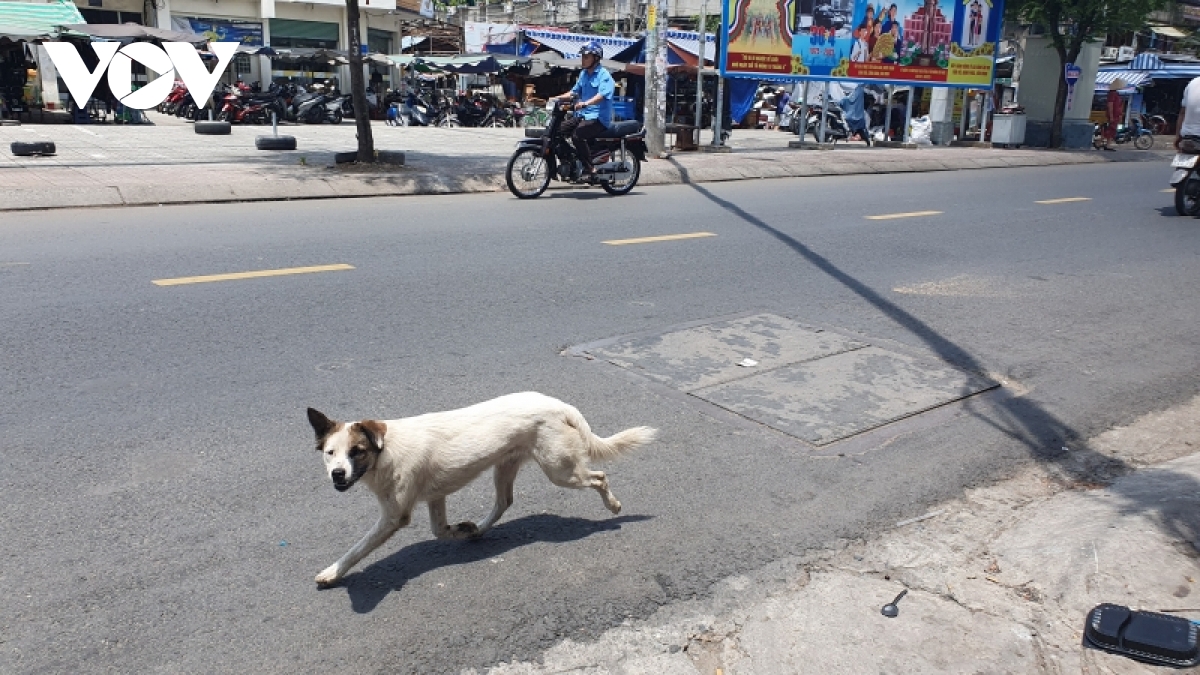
798, 103, 852, 144
1094, 119, 1154, 150
1170, 137, 1200, 216
505, 97, 647, 199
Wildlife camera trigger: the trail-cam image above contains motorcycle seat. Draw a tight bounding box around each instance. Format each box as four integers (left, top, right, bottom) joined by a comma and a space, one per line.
600, 120, 644, 139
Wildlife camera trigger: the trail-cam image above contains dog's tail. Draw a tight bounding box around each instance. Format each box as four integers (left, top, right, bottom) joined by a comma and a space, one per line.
565, 406, 657, 461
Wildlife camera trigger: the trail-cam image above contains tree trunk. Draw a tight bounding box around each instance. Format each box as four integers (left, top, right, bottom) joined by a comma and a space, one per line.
345, 0, 375, 163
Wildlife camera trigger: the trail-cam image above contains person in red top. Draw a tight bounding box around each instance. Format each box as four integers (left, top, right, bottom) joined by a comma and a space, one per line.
1100, 78, 1126, 151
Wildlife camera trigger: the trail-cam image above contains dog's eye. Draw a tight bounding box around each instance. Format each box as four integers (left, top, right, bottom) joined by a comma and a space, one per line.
325, 449, 333, 456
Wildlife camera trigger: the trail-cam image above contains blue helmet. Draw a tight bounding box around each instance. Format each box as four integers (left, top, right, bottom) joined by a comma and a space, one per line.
580, 41, 604, 59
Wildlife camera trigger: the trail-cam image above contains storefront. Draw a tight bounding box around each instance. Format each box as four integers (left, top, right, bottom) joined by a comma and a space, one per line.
0, 0, 86, 120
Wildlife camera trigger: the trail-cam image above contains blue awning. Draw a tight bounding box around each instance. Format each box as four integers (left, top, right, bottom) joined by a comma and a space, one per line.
1093, 70, 1150, 91
523, 29, 637, 60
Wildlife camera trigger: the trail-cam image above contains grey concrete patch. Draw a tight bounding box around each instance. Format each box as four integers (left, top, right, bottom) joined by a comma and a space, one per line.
586, 313, 866, 392
691, 346, 998, 445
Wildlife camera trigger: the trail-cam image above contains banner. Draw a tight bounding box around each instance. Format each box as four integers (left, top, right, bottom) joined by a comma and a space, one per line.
172, 17, 264, 47
720, 0, 1004, 88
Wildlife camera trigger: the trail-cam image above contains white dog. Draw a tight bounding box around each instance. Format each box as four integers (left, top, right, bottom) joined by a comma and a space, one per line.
308, 391, 656, 586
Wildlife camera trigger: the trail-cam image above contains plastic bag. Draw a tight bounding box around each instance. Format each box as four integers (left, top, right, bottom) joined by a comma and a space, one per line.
909, 115, 933, 145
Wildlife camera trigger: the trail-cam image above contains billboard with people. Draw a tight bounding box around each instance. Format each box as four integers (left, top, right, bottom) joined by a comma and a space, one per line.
720, 0, 1003, 87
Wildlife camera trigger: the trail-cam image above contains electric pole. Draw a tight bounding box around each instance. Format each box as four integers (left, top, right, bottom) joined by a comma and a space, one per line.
643, 0, 668, 155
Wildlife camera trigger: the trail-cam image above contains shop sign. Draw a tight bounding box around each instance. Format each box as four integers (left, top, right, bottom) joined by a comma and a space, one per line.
171, 17, 265, 47
720, 0, 1006, 88
43, 41, 239, 111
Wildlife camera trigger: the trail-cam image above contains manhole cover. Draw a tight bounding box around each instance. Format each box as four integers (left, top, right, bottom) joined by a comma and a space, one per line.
583, 313, 997, 445
692, 346, 997, 445
587, 313, 867, 392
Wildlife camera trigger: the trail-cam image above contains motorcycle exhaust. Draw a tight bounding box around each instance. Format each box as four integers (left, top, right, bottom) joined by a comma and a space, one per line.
593, 161, 632, 180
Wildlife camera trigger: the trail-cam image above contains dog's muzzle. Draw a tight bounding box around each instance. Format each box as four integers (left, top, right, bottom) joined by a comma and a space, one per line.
331, 468, 355, 492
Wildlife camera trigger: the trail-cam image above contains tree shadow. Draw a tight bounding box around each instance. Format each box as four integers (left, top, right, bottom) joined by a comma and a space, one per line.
667, 158, 1198, 555
327, 513, 653, 613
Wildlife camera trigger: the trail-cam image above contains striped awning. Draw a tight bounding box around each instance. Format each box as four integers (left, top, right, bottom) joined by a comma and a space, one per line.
523, 29, 636, 60
665, 30, 716, 64
1131, 52, 1164, 70
1094, 70, 1151, 91
0, 0, 85, 40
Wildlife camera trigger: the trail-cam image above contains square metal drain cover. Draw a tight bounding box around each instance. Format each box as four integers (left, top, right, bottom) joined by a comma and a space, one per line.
587, 313, 867, 392
585, 313, 997, 446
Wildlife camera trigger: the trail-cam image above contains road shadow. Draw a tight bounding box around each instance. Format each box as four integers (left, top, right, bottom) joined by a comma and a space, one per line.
329, 513, 653, 613
667, 156, 1200, 557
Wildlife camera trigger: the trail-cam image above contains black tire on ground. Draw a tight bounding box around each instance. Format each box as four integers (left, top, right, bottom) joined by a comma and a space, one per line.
195, 121, 232, 135
255, 135, 297, 151
1176, 177, 1200, 216
505, 147, 551, 199
334, 151, 359, 164
377, 150, 405, 165
10, 141, 56, 156
600, 149, 640, 196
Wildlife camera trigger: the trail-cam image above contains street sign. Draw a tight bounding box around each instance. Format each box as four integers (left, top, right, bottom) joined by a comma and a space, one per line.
1065, 62, 1082, 111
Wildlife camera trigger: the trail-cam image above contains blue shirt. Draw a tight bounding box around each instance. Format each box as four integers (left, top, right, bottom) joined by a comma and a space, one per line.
571, 65, 615, 127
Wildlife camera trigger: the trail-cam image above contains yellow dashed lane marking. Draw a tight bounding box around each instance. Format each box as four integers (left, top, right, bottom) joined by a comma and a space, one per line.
603, 232, 717, 245
1035, 197, 1092, 204
153, 263, 354, 286
864, 210, 943, 220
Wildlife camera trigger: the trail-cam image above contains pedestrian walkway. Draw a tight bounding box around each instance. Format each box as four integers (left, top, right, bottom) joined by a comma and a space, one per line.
2, 115, 1111, 211
474, 395, 1200, 674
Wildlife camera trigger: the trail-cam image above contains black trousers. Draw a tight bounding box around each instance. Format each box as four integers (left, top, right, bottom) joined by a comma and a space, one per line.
560, 116, 606, 170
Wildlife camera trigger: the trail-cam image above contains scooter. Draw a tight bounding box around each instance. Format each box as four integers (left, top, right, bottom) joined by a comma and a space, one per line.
1169, 137, 1200, 216
1094, 119, 1154, 150
505, 97, 647, 199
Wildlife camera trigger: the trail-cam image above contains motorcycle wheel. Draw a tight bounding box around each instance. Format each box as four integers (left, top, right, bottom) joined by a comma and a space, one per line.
1176, 176, 1200, 216
216, 110, 232, 122
1134, 134, 1153, 150
487, 117, 505, 128
506, 147, 551, 199
438, 114, 460, 128
601, 147, 641, 196
329, 110, 343, 124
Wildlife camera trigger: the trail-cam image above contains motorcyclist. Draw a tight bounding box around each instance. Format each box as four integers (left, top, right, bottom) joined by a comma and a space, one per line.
549, 41, 615, 181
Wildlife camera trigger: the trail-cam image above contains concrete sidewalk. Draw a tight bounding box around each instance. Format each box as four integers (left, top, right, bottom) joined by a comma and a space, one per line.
1, 114, 1113, 211
476, 395, 1200, 675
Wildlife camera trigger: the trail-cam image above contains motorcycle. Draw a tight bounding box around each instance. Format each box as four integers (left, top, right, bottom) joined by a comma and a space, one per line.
505, 97, 647, 199
1170, 137, 1200, 216
1094, 118, 1154, 150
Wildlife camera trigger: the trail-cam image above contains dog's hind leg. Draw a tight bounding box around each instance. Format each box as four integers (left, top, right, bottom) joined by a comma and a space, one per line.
540, 461, 623, 515
429, 497, 479, 540
476, 458, 523, 534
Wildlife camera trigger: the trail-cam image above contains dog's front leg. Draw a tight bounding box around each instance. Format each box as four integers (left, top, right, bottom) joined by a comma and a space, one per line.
316, 505, 410, 586
428, 497, 479, 539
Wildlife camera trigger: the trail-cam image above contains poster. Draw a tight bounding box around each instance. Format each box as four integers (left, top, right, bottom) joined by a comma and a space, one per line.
721, 0, 1003, 87
172, 17, 265, 47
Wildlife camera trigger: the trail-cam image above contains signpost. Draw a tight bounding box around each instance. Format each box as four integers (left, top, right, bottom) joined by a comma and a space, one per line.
1064, 62, 1081, 112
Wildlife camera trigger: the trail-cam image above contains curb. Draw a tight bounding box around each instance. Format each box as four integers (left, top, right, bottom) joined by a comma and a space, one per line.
0, 152, 1109, 213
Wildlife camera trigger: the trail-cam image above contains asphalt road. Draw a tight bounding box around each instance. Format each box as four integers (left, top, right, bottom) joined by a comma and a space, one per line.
2, 162, 1197, 674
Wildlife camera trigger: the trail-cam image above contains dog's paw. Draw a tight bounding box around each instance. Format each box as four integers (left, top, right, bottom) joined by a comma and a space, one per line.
315, 565, 342, 587
452, 521, 480, 539
607, 500, 622, 515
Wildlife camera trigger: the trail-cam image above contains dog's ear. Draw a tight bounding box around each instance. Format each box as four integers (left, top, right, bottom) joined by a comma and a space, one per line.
356, 420, 387, 452
307, 407, 337, 440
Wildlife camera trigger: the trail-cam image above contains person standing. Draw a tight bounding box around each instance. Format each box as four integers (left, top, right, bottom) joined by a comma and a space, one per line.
1100, 78, 1125, 151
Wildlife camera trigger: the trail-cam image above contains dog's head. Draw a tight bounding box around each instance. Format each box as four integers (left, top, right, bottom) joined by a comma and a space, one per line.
307, 408, 387, 492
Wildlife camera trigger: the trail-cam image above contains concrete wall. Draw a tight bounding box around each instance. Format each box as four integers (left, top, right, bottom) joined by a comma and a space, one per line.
1017, 36, 1100, 148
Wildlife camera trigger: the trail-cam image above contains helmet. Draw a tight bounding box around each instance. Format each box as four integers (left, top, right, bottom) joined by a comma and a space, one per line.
580, 41, 604, 59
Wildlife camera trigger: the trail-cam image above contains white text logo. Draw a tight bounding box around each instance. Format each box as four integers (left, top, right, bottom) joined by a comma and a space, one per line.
44, 41, 239, 110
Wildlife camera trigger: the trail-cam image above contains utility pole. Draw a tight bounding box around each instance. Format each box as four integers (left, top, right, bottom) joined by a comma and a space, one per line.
694, 0, 705, 146
345, 0, 375, 163
643, 0, 668, 155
